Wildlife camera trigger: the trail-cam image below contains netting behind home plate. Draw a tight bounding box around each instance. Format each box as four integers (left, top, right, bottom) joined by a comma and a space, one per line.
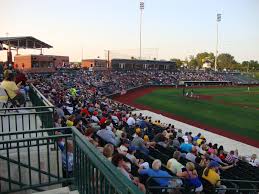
105, 48, 159, 60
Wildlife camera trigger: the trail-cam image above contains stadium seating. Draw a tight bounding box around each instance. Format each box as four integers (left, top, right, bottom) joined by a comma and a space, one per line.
27, 69, 259, 193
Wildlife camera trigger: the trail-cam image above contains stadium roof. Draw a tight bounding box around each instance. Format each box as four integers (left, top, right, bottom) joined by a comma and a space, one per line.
0, 36, 52, 49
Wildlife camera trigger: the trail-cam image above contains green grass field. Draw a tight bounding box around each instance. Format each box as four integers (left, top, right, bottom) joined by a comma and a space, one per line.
135, 87, 259, 141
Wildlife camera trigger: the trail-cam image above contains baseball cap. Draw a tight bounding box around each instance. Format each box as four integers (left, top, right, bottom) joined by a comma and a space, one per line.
208, 161, 220, 168
129, 146, 137, 152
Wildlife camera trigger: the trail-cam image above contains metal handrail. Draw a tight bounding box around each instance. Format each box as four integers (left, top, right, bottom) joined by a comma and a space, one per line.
220, 179, 259, 183
0, 134, 71, 144
29, 83, 54, 107
72, 126, 142, 194
0, 106, 54, 111
0, 127, 70, 136
0, 110, 52, 116
0, 130, 72, 193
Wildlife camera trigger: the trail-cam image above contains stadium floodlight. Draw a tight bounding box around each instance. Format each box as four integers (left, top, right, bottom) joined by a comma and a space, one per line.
139, 0, 144, 60
214, 13, 222, 71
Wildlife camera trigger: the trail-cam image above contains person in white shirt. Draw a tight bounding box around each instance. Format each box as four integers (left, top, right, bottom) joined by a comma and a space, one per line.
186, 147, 197, 163
111, 114, 119, 124
247, 154, 259, 167
91, 115, 99, 123
127, 115, 136, 126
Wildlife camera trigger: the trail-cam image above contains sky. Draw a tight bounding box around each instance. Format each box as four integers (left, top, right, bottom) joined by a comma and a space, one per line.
0, 0, 259, 62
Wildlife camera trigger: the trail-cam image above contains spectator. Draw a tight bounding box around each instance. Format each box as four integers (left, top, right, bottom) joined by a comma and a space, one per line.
58, 140, 73, 181
193, 133, 201, 142
54, 117, 62, 128
0, 71, 26, 107
127, 114, 136, 127
112, 154, 146, 193
202, 161, 227, 194
168, 133, 180, 148
186, 147, 197, 163
218, 150, 226, 160
209, 150, 226, 164
176, 162, 203, 193
180, 142, 193, 153
196, 136, 206, 146
97, 123, 119, 146
56, 104, 65, 118
91, 111, 100, 123
225, 150, 238, 164
131, 130, 149, 154
167, 151, 184, 174
199, 153, 210, 168
138, 159, 172, 187
126, 146, 144, 166
103, 143, 114, 161
247, 154, 259, 167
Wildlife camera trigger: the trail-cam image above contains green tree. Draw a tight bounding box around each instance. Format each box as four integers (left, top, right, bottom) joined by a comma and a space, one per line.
242, 60, 259, 71
196, 52, 215, 68
217, 53, 237, 70
170, 58, 183, 68
188, 58, 198, 69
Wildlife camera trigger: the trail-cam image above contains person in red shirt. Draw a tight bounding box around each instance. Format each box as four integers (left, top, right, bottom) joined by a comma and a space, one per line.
15, 70, 27, 86
99, 117, 107, 125
80, 106, 90, 116
218, 150, 226, 160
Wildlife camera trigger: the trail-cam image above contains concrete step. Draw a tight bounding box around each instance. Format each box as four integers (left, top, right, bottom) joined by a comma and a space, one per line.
69, 190, 79, 194
33, 187, 70, 194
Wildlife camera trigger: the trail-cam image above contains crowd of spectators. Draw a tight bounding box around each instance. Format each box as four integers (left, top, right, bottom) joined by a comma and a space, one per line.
29, 69, 233, 99
28, 70, 259, 193
172, 71, 228, 82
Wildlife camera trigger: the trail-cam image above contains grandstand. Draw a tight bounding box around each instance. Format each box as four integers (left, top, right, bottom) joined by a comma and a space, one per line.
0, 68, 258, 194
223, 73, 259, 84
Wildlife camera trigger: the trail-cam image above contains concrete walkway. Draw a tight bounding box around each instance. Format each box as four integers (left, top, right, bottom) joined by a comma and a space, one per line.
133, 110, 259, 157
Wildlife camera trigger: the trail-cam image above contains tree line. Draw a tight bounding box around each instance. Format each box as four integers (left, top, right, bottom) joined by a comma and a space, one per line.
171, 52, 259, 71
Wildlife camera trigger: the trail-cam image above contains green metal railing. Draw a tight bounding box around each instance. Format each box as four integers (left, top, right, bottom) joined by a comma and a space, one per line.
0, 128, 73, 194
0, 106, 54, 134
29, 84, 55, 128
0, 126, 143, 194
72, 127, 142, 194
29, 84, 54, 108
0, 84, 54, 134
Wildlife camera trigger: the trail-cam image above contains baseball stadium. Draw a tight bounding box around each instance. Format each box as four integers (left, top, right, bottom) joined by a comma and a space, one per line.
0, 1, 259, 194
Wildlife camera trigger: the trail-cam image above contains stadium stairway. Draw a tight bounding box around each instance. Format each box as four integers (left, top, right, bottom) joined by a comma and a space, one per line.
33, 187, 79, 194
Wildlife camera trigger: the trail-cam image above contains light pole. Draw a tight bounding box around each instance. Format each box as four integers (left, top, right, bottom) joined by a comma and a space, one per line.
139, 0, 144, 60
214, 13, 221, 71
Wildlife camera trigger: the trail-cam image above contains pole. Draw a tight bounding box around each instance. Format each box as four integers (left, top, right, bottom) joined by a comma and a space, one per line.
107, 50, 110, 68
81, 48, 83, 61
215, 13, 221, 71
214, 20, 219, 71
140, 10, 142, 60
139, 1, 144, 60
